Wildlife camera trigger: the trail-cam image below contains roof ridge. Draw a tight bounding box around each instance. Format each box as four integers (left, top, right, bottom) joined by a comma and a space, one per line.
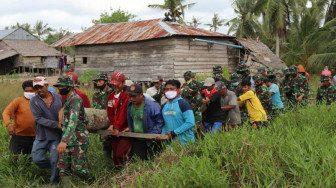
158, 20, 177, 35
0, 28, 19, 40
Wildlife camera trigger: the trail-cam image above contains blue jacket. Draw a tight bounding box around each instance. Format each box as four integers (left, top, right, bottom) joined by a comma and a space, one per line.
161, 97, 195, 145
127, 96, 164, 146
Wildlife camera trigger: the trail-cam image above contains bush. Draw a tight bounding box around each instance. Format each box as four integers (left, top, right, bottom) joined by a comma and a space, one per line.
78, 69, 99, 85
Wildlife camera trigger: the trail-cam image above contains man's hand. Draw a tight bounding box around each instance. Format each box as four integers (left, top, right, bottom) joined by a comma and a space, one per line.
7, 125, 15, 135
122, 128, 130, 132
57, 123, 62, 130
297, 95, 303, 102
57, 142, 67, 155
165, 132, 172, 140
155, 135, 163, 141
112, 129, 119, 137
202, 98, 210, 104
107, 125, 114, 133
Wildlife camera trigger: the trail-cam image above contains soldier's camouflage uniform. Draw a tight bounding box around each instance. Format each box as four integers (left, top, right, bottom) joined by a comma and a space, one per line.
230, 72, 248, 123
181, 82, 202, 129
266, 67, 277, 84
253, 75, 273, 117
316, 75, 336, 105
290, 66, 308, 106
56, 76, 90, 178
92, 73, 113, 109
213, 65, 230, 87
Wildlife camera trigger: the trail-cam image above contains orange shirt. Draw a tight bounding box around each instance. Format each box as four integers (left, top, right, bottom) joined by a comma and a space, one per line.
2, 96, 36, 136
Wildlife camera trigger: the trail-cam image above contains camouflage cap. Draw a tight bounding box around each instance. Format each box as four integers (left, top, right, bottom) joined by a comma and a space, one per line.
253, 75, 264, 81
267, 67, 275, 75
184, 71, 192, 78
53, 75, 74, 87
230, 73, 240, 80
320, 74, 330, 82
275, 71, 283, 76
236, 63, 248, 72
93, 73, 108, 81
213, 65, 223, 73
289, 65, 298, 74
191, 72, 196, 78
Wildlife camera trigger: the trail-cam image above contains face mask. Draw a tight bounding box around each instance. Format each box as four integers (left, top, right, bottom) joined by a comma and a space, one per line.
59, 87, 71, 95
97, 84, 106, 91
232, 82, 239, 86
165, 91, 177, 99
24, 92, 35, 100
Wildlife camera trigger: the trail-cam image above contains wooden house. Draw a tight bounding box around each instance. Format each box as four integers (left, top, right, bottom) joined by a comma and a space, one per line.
52, 19, 286, 82
0, 28, 60, 75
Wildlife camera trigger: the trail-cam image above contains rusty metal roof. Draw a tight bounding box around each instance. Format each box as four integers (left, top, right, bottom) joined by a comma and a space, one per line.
52, 19, 232, 47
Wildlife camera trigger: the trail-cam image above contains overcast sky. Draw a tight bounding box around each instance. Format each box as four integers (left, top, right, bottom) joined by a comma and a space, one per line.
0, 0, 237, 34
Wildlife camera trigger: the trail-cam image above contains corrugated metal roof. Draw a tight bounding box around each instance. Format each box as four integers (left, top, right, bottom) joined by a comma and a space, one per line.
236, 38, 287, 69
52, 19, 232, 47
3, 40, 60, 57
0, 28, 16, 40
0, 49, 18, 61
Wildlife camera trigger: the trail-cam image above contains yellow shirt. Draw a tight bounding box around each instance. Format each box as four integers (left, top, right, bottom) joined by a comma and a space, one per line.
239, 90, 267, 122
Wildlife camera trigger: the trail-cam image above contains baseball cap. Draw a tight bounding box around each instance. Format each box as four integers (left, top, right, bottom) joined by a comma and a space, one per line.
33, 76, 48, 87
203, 77, 215, 87
110, 72, 125, 85
127, 84, 143, 96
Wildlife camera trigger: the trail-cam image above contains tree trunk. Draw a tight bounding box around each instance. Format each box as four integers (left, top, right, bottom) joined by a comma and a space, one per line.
276, 31, 280, 57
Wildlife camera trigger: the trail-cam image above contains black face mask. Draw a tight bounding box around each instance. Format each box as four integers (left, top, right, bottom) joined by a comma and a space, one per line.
97, 84, 106, 91
59, 87, 71, 95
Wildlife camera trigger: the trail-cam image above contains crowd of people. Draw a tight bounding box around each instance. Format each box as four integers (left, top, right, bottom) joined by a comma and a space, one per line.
2, 63, 336, 186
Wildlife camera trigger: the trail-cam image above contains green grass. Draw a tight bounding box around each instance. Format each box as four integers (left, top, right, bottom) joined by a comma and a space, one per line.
1, 75, 334, 187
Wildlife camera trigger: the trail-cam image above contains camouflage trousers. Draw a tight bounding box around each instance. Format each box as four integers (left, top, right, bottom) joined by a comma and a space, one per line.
58, 144, 89, 178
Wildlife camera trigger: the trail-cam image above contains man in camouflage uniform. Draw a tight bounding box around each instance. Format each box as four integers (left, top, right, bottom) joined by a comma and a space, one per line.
316, 75, 336, 105
266, 67, 276, 84
92, 73, 114, 158
236, 62, 255, 89
54, 76, 91, 186
183, 71, 202, 93
290, 65, 309, 107
181, 80, 203, 131
92, 73, 114, 109
280, 67, 295, 108
213, 65, 230, 87
275, 71, 283, 86
253, 75, 273, 117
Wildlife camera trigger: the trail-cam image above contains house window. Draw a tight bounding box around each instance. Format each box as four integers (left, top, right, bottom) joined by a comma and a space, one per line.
83, 57, 87, 64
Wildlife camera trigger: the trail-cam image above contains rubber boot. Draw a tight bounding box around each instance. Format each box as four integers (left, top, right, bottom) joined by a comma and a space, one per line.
60, 176, 72, 188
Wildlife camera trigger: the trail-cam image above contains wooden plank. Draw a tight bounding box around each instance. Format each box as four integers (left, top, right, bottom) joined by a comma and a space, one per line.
97, 130, 169, 139
174, 62, 228, 66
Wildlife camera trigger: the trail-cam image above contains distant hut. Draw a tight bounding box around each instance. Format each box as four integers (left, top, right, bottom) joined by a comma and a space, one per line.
0, 28, 60, 75
52, 19, 286, 82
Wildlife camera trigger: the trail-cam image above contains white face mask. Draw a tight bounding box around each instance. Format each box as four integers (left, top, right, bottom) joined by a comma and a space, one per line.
165, 91, 177, 100
24, 92, 36, 100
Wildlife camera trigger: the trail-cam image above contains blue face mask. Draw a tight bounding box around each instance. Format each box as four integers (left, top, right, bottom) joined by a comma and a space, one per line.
232, 82, 239, 86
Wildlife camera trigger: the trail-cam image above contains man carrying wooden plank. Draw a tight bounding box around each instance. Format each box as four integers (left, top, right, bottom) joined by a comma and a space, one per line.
126, 84, 164, 160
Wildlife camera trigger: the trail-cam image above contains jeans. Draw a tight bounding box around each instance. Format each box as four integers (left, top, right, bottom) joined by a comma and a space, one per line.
204, 121, 222, 134
31, 140, 60, 185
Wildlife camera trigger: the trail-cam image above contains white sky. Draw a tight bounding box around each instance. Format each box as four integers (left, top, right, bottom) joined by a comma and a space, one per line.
0, 0, 237, 34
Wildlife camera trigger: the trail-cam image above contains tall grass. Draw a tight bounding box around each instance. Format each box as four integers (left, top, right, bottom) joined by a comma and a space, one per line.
0, 82, 22, 117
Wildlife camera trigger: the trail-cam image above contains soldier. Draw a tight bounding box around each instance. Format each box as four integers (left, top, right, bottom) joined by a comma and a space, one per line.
266, 67, 276, 84
316, 75, 336, 105
54, 76, 91, 186
280, 67, 295, 108
183, 71, 202, 92
290, 65, 308, 107
92, 73, 114, 158
212, 65, 230, 87
275, 71, 283, 86
236, 62, 255, 88
229, 73, 243, 97
257, 67, 266, 77
253, 75, 273, 117
181, 80, 203, 132
92, 73, 114, 109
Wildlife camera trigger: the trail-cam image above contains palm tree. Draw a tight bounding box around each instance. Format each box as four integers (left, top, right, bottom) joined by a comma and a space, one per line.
148, 0, 196, 23
226, 0, 262, 38
32, 20, 54, 40
187, 16, 202, 28
206, 13, 225, 32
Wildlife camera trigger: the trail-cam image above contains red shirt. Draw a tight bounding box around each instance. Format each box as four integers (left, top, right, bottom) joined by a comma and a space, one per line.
202, 88, 218, 98
61, 89, 91, 108
106, 87, 129, 131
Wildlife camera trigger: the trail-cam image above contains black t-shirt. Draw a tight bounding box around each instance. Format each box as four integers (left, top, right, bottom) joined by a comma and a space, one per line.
204, 92, 225, 123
